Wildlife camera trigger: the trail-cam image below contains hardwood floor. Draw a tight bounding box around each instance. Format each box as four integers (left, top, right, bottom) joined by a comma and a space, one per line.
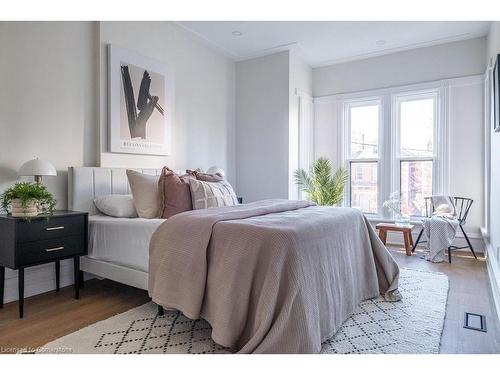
0, 279, 150, 353
390, 246, 500, 354
0, 246, 499, 354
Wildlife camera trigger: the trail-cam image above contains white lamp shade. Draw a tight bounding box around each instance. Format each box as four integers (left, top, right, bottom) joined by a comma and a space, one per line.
207, 166, 225, 177
18, 158, 57, 177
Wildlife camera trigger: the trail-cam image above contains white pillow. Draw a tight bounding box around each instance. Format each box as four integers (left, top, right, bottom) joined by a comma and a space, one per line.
126, 170, 160, 219
189, 179, 239, 210
94, 195, 138, 218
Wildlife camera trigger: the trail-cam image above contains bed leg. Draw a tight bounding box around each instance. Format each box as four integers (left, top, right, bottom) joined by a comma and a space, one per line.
158, 304, 164, 316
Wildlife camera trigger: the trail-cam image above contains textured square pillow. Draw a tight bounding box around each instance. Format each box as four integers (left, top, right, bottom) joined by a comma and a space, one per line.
94, 194, 138, 218
189, 179, 238, 209
126, 170, 160, 219
158, 167, 194, 219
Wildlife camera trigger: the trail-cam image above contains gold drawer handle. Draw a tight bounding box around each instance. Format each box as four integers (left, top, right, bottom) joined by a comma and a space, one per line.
45, 246, 64, 252
45, 226, 65, 231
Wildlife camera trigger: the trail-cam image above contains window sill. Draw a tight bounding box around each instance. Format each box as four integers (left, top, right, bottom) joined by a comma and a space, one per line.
362, 214, 425, 227
365, 215, 422, 226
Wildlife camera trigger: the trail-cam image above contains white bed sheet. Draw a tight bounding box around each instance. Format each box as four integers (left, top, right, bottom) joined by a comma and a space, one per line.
88, 215, 166, 272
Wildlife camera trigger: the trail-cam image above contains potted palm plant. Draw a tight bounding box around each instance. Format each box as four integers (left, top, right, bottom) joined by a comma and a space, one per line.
1, 182, 56, 220
294, 157, 348, 206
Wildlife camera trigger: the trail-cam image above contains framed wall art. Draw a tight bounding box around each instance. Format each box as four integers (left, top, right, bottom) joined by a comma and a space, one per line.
108, 45, 173, 155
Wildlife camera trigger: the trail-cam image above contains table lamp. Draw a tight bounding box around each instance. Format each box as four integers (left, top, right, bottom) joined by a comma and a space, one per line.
18, 158, 57, 184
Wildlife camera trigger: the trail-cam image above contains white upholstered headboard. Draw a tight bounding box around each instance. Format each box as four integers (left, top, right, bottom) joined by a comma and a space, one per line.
68, 167, 181, 215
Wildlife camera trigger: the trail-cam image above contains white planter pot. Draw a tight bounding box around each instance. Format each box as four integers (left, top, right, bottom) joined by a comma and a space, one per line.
11, 199, 39, 217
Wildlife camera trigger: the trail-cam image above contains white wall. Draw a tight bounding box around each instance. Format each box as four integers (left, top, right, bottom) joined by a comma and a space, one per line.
0, 22, 98, 209
99, 22, 236, 184
0, 22, 98, 303
313, 37, 486, 97
235, 51, 290, 202
235, 51, 313, 202
0, 21, 236, 303
485, 22, 500, 320
486, 22, 500, 251
447, 76, 484, 236
314, 100, 339, 168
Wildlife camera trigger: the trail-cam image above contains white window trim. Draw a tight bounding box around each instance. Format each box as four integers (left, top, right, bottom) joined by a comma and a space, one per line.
341, 97, 384, 216
483, 64, 493, 237
335, 80, 449, 219
391, 88, 448, 217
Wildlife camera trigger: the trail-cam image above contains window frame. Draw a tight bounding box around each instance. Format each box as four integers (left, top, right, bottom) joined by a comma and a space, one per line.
338, 81, 449, 220
391, 90, 442, 218
342, 97, 384, 216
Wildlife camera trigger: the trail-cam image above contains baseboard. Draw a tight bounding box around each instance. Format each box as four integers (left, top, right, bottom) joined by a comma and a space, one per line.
485, 239, 500, 326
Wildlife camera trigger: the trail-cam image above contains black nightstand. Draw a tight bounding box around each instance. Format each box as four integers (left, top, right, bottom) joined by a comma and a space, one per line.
0, 211, 88, 318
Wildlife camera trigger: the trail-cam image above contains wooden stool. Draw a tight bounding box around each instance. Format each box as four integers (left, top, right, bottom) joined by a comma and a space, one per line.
376, 223, 415, 256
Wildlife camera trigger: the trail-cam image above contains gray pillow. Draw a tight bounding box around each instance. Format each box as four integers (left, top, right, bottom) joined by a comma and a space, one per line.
94, 195, 138, 218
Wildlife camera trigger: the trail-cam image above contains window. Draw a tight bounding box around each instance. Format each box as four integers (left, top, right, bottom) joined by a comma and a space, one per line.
395, 94, 438, 217
400, 160, 433, 216
345, 100, 381, 214
341, 84, 446, 219
350, 162, 378, 213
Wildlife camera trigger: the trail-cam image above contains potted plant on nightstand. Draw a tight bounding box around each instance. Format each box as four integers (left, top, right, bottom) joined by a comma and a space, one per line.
1, 182, 56, 220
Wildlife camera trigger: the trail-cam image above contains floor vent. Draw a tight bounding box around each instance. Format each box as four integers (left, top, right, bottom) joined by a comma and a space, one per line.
463, 312, 487, 332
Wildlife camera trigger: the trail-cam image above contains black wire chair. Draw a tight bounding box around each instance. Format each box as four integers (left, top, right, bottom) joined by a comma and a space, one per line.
411, 196, 477, 263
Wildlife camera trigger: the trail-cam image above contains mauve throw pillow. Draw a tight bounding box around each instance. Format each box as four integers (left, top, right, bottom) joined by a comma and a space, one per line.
158, 167, 194, 219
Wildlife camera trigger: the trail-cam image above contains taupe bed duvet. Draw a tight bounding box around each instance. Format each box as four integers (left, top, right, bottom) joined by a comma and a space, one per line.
149, 199, 401, 353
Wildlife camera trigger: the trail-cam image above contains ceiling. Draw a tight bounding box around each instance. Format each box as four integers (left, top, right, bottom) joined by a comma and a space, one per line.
177, 21, 491, 67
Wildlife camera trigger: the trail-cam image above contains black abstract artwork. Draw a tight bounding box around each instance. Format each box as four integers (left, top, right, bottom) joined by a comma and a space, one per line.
121, 65, 165, 139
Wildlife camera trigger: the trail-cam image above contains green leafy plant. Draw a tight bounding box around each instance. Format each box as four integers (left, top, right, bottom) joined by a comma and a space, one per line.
294, 157, 348, 206
1, 182, 56, 220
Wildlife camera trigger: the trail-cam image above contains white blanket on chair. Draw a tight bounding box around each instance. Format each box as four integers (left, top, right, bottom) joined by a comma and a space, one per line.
422, 216, 459, 262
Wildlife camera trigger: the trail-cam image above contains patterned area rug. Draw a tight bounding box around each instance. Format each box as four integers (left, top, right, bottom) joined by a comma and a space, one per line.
40, 268, 448, 354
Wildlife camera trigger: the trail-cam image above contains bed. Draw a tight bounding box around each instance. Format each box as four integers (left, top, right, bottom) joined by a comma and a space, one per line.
149, 199, 401, 353
69, 166, 400, 353
68, 167, 170, 289
88, 215, 165, 272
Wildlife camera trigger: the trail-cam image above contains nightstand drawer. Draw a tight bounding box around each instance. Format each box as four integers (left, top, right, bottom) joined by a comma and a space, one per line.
18, 235, 85, 265
17, 215, 85, 243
